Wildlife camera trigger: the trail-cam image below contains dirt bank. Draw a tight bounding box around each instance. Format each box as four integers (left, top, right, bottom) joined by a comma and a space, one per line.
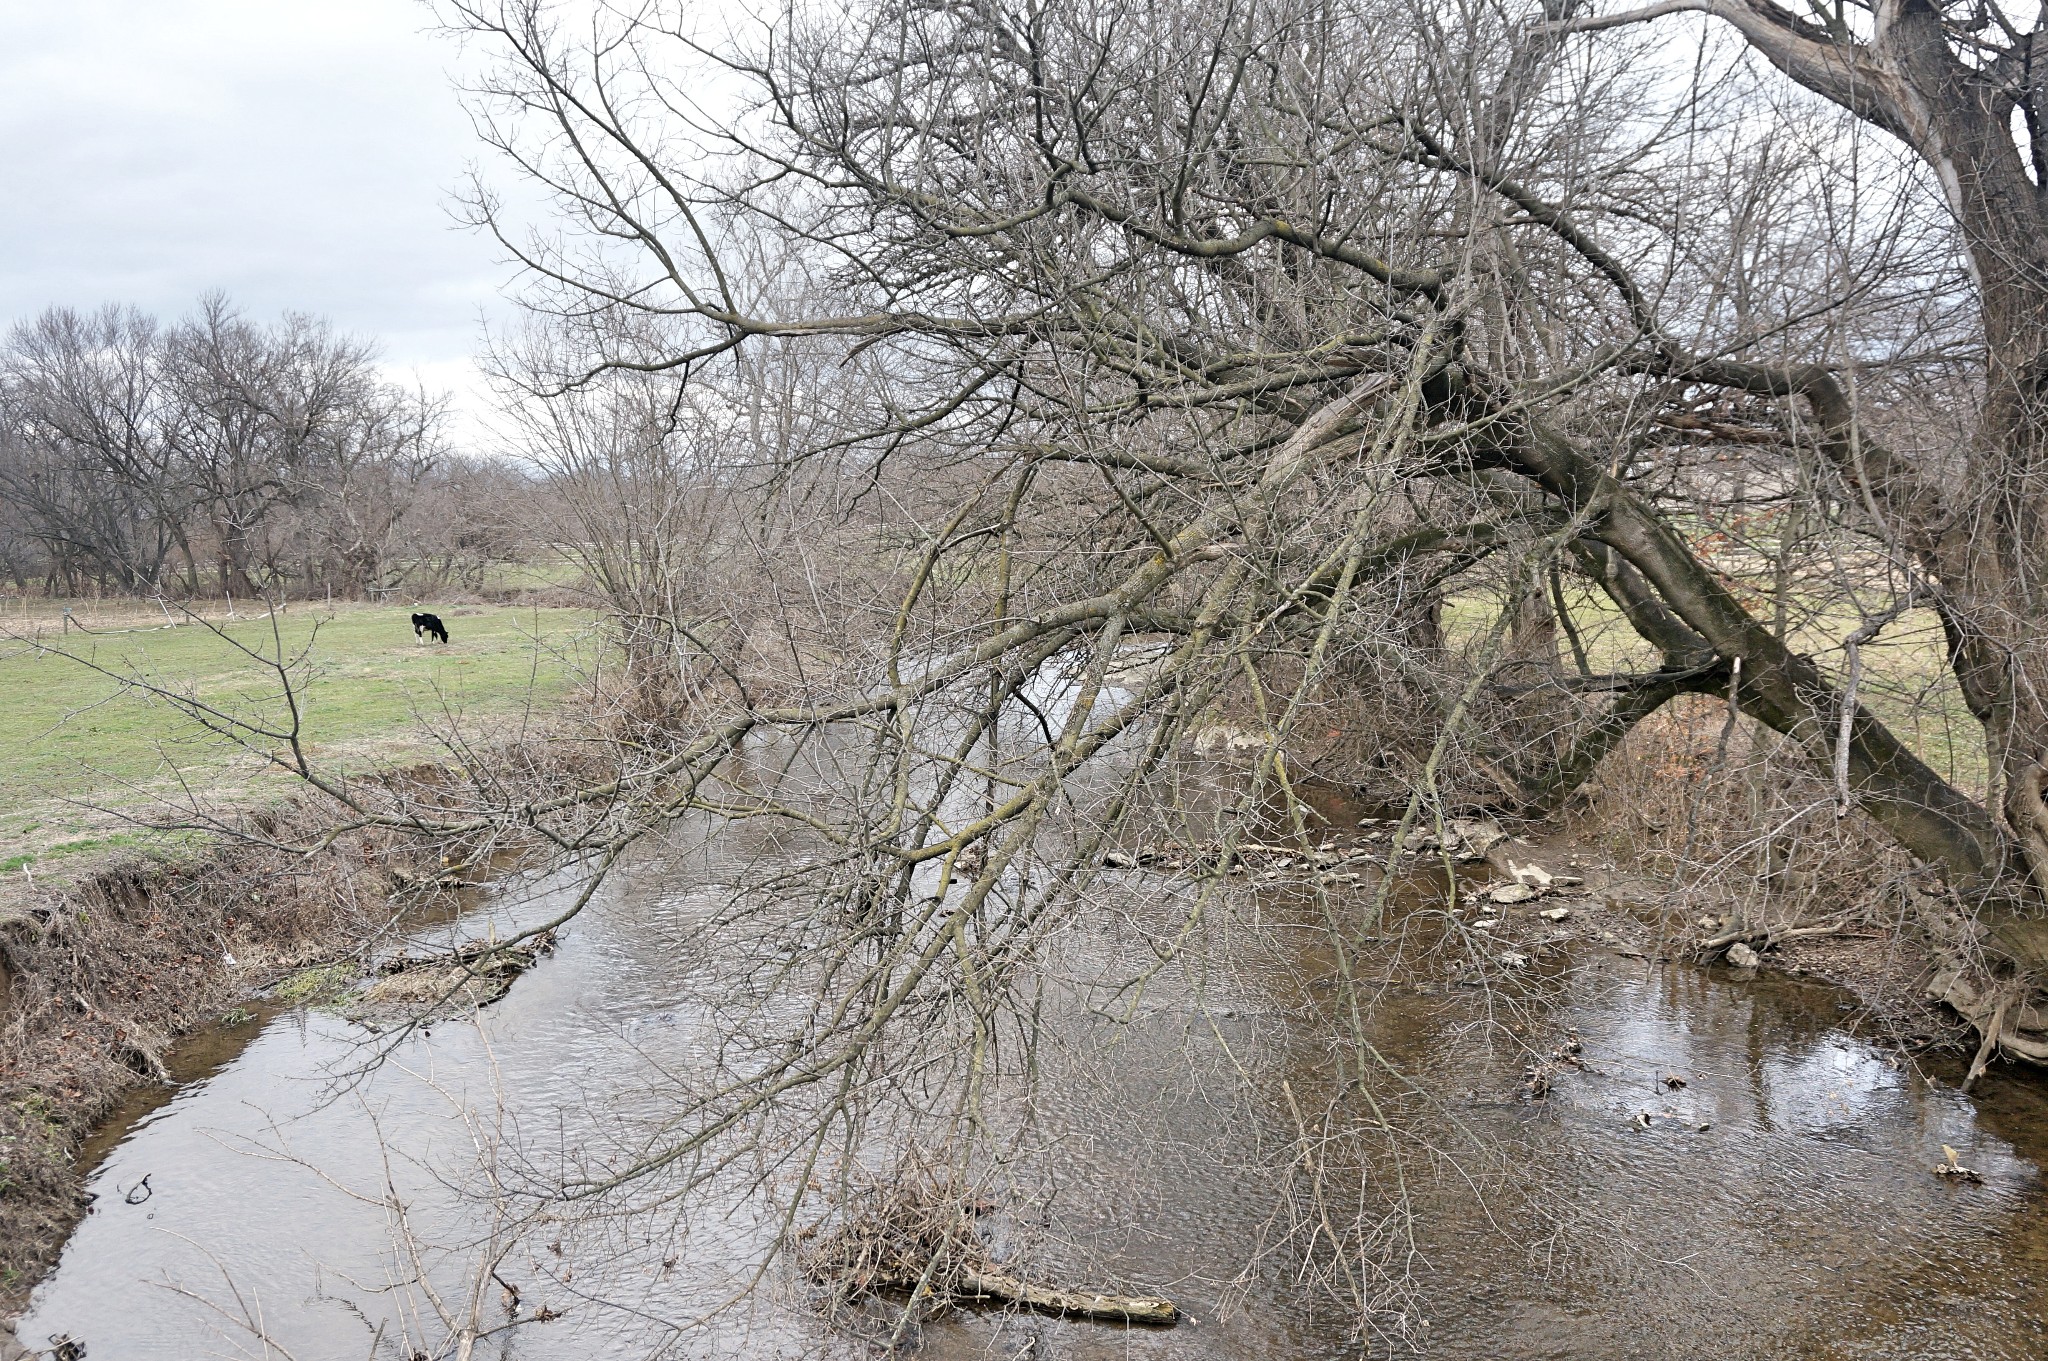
0, 777, 468, 1315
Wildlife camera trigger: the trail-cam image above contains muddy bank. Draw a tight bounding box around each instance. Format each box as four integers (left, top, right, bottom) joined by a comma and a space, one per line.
1270, 776, 1996, 1064
0, 690, 664, 1319
0, 781, 470, 1315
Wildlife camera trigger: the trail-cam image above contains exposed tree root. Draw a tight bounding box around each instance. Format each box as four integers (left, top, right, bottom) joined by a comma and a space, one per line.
1923, 960, 2048, 1078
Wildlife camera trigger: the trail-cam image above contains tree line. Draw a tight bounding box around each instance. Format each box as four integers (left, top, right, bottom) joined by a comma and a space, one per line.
0, 294, 530, 599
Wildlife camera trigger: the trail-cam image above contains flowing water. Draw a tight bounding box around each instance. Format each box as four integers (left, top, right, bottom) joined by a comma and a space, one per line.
21, 826, 2048, 1360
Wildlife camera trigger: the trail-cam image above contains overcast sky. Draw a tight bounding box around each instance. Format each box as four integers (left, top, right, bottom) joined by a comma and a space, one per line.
0, 0, 505, 436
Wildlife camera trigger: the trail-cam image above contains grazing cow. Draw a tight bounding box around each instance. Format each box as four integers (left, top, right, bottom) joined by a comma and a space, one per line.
412, 611, 449, 644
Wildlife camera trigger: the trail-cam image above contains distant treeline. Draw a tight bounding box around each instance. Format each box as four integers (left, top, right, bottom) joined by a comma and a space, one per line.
0, 295, 540, 599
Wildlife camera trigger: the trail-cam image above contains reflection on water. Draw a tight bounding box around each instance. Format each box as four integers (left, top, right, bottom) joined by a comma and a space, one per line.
22, 845, 2048, 1360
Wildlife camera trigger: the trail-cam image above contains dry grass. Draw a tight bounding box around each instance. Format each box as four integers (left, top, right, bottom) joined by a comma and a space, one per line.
1573, 695, 1915, 918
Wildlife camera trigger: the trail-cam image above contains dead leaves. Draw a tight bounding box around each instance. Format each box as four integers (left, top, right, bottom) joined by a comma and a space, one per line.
1934, 1144, 1983, 1183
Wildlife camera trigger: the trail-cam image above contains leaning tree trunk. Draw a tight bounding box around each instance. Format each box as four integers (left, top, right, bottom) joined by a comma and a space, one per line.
1861, 0, 2048, 917
1487, 0, 2048, 1067
1646, 0, 2048, 920
1471, 393, 2010, 886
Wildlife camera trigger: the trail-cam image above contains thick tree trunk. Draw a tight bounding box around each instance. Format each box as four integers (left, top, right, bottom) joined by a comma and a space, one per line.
1467, 392, 2009, 890
1879, 3, 2048, 905
1511, 673, 1699, 816
1652, 4, 2048, 935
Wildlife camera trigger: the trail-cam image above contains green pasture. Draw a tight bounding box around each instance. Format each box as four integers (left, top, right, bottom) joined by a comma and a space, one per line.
0, 603, 600, 865
1443, 583, 1988, 797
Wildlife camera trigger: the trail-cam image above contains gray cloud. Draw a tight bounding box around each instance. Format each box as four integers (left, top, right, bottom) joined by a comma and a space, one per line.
0, 0, 508, 423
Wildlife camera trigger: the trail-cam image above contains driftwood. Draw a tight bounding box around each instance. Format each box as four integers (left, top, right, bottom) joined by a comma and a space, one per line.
373, 929, 557, 977
1103, 840, 1359, 872
797, 1181, 1180, 1329
1104, 839, 1390, 876
957, 1268, 1179, 1324
1700, 920, 1861, 951
386, 864, 492, 892
1100, 818, 1520, 879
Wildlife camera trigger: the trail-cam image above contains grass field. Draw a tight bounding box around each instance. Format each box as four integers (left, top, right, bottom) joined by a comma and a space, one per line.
0, 602, 600, 875
1443, 585, 1989, 796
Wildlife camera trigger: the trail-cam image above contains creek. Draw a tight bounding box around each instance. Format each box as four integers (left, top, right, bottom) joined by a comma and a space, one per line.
20, 821, 2048, 1359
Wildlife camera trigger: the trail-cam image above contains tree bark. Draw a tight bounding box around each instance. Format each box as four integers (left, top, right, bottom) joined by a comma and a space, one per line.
1464, 383, 2008, 892
1599, 3, 2048, 933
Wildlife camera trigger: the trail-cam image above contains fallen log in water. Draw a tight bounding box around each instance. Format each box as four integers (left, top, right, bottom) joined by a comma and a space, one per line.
957, 1267, 1180, 1325
796, 1181, 1180, 1328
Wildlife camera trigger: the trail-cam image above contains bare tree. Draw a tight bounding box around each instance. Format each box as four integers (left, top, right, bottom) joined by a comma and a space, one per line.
439, 0, 1995, 894
0, 306, 194, 593
0, 296, 460, 601
398, 452, 547, 593
1540, 2, 2048, 921
166, 294, 393, 595
80, 0, 2048, 1342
